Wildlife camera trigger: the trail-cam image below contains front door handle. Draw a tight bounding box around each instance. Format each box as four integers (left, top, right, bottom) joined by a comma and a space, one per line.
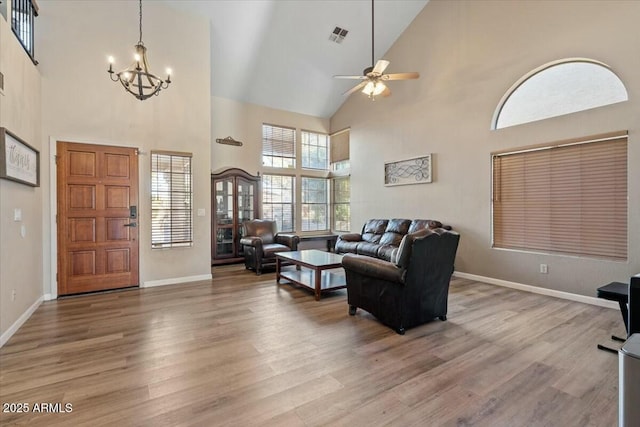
124, 223, 137, 227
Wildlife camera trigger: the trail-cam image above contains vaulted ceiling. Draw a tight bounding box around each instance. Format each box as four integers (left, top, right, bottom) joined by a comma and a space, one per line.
164, 0, 428, 118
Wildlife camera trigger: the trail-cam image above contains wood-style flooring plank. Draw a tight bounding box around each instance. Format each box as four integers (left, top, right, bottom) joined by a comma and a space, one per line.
0, 269, 620, 426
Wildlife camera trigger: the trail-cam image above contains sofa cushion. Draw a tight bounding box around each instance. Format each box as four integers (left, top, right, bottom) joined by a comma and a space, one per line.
377, 244, 398, 262
262, 243, 291, 258
357, 242, 382, 258
336, 240, 359, 254
361, 219, 388, 243
379, 219, 411, 246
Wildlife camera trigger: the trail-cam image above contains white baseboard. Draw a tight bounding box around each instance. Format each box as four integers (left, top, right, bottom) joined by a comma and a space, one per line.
453, 271, 619, 310
142, 273, 213, 288
1, 296, 44, 348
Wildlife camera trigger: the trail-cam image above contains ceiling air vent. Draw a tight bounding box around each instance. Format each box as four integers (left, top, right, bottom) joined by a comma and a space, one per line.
329, 27, 348, 44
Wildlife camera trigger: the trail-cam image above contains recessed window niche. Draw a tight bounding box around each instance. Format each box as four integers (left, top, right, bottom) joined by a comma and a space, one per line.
492, 58, 628, 130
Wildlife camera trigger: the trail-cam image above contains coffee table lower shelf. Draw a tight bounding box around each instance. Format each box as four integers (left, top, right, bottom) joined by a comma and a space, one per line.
278, 269, 346, 298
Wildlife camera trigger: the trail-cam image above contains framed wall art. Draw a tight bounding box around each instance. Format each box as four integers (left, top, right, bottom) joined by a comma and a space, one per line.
0, 127, 40, 187
384, 154, 432, 186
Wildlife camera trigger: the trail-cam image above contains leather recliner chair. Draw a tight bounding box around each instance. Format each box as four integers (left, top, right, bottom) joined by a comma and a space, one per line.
240, 219, 300, 275
342, 228, 460, 334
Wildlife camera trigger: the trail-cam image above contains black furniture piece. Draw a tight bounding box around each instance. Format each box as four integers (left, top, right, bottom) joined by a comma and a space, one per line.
335, 219, 452, 262
596, 275, 640, 353
342, 228, 460, 334
239, 219, 299, 275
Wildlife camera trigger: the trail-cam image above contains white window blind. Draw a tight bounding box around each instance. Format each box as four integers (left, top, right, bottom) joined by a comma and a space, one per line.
262, 124, 295, 168
151, 151, 193, 248
492, 134, 627, 260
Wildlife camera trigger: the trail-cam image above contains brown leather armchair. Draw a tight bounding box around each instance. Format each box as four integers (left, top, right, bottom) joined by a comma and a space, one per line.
342, 228, 460, 334
240, 219, 300, 275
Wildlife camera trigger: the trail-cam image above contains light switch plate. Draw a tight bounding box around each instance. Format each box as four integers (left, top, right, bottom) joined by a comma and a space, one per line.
197, 208, 205, 217
14, 208, 22, 221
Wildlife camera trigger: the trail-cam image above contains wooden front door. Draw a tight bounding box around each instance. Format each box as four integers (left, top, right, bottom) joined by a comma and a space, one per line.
57, 141, 139, 295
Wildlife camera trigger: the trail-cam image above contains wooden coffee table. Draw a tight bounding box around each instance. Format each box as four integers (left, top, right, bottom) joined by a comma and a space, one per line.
275, 250, 345, 300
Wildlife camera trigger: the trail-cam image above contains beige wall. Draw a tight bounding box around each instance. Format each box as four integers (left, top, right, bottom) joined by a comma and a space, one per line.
211, 96, 330, 174
331, 0, 640, 297
37, 1, 211, 296
0, 15, 43, 338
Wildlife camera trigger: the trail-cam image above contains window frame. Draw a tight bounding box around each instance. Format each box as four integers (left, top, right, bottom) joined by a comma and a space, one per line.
261, 173, 295, 233
331, 176, 350, 232
151, 150, 193, 249
301, 176, 329, 232
301, 130, 329, 170
262, 123, 296, 169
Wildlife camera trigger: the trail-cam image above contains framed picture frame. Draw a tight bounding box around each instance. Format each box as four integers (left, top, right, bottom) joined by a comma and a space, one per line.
0, 127, 40, 187
384, 154, 432, 186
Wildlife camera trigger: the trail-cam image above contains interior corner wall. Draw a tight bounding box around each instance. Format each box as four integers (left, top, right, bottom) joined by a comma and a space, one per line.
330, 0, 640, 297
37, 1, 211, 295
210, 96, 330, 174
0, 15, 43, 338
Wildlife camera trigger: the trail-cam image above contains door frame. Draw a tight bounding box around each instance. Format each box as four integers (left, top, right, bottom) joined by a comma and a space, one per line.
49, 137, 141, 299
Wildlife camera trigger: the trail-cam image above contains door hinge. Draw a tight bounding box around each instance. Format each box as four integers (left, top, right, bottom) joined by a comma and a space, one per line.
56, 273, 58, 282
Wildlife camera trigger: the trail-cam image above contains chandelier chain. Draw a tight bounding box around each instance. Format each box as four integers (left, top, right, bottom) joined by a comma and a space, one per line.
138, 0, 143, 45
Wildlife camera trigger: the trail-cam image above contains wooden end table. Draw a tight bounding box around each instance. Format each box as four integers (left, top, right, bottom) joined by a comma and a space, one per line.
275, 250, 345, 301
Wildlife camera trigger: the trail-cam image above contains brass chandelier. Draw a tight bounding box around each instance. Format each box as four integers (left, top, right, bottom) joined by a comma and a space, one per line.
107, 0, 171, 100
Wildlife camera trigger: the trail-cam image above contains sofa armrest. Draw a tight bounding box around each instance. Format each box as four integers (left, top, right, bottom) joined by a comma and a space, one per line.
342, 253, 405, 284
240, 236, 262, 248
275, 233, 300, 250
338, 233, 362, 242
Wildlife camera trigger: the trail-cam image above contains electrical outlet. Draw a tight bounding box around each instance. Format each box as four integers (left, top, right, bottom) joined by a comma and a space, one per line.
540, 264, 548, 274
11, 290, 16, 301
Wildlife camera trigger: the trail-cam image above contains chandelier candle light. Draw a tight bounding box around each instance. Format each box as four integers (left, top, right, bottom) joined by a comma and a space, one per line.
107, 0, 171, 100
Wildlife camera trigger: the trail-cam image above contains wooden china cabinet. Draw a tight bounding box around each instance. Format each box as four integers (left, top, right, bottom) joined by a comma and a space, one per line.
211, 168, 261, 265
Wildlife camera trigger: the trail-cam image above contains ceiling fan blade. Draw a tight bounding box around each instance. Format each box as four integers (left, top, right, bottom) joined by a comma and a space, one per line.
343, 81, 368, 96
383, 72, 420, 81
381, 86, 392, 97
334, 75, 367, 80
372, 59, 390, 74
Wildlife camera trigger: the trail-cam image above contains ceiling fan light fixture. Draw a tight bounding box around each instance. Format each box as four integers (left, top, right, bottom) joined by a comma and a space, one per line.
362, 80, 386, 98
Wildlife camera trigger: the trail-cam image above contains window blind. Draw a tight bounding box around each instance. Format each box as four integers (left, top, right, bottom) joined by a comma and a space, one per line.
492, 134, 627, 260
262, 124, 295, 168
302, 177, 328, 231
151, 151, 193, 248
330, 130, 350, 163
262, 174, 294, 232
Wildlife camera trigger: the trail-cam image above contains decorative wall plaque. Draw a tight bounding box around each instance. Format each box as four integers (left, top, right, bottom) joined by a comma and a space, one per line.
384, 154, 432, 186
0, 128, 40, 187
216, 136, 243, 147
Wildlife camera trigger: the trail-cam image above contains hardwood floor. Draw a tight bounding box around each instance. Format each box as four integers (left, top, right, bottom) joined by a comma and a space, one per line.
0, 265, 622, 426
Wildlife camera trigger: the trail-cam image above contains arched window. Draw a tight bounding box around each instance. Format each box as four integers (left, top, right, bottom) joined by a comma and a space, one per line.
492, 59, 628, 130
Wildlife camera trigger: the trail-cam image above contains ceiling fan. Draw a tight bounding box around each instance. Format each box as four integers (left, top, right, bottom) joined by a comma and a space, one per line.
334, 0, 419, 100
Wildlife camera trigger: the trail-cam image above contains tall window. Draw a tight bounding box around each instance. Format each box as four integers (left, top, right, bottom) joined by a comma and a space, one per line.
332, 177, 350, 232
301, 177, 328, 231
492, 133, 627, 260
262, 174, 294, 232
302, 131, 329, 170
11, 0, 38, 61
151, 151, 193, 248
262, 124, 295, 168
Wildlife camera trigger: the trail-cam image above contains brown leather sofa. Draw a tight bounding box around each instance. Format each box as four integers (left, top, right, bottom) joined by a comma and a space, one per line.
335, 218, 451, 262
342, 228, 460, 334
240, 219, 300, 275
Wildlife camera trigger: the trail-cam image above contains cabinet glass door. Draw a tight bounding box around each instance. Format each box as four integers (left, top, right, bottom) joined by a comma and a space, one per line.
215, 178, 234, 257
237, 178, 256, 255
